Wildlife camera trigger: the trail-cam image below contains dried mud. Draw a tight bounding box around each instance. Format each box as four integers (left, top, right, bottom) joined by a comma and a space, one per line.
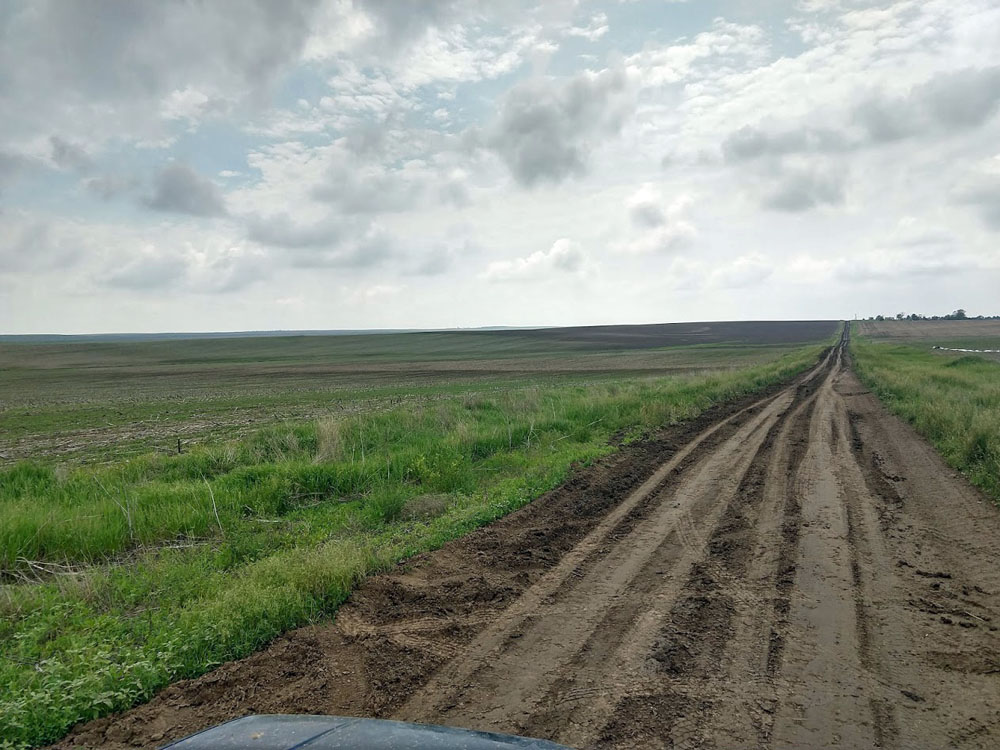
53, 326, 1000, 749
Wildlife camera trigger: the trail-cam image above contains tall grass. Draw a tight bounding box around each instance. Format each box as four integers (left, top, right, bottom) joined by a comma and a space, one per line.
851, 339, 1000, 501
0, 345, 823, 749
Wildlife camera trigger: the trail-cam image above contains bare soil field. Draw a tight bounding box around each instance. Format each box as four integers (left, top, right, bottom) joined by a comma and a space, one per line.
0, 321, 838, 466
857, 319, 1000, 344
501, 320, 840, 350
53, 327, 1000, 749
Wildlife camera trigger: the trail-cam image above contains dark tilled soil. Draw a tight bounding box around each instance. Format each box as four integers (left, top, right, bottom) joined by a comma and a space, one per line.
510, 319, 840, 349
53, 328, 1000, 749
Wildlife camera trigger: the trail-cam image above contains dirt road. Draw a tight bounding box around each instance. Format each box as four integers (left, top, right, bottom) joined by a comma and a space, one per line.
57, 327, 1000, 749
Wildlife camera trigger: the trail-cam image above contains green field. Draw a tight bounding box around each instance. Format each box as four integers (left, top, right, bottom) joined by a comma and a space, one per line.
0, 322, 836, 748
851, 322, 1000, 503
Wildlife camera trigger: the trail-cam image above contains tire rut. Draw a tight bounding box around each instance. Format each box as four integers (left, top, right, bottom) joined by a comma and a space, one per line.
395, 381, 799, 733
582, 336, 833, 750
395, 344, 838, 746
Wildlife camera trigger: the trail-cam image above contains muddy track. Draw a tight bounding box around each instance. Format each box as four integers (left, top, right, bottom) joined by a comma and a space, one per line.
55, 327, 1000, 749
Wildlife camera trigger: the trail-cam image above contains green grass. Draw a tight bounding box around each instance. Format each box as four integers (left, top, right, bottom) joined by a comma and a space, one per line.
851, 336, 1000, 502
0, 343, 826, 749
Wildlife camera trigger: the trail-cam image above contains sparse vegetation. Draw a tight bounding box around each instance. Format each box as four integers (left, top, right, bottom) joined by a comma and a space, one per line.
0, 339, 829, 749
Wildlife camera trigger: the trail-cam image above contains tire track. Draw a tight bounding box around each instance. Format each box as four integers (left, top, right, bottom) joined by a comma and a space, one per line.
395, 384, 799, 730
395, 342, 838, 745
579, 331, 834, 749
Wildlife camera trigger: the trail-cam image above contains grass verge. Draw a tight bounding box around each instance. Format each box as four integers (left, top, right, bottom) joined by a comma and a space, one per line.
851, 337, 1000, 501
0, 344, 823, 749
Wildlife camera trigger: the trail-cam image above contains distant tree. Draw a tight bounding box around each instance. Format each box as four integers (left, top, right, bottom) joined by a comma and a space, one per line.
875, 314, 885, 321
896, 312, 905, 320
943, 309, 968, 320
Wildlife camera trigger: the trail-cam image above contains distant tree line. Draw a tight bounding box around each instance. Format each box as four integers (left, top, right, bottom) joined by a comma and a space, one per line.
863, 309, 1000, 321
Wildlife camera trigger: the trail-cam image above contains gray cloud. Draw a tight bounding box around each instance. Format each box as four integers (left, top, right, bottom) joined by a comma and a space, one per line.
0, 218, 79, 272
724, 67, 1000, 165
12, 1, 320, 97
0, 149, 36, 188
483, 67, 635, 186
145, 164, 226, 217
410, 247, 452, 276
854, 66, 1000, 143
438, 178, 471, 208
406, 238, 478, 276
920, 66, 1000, 130
201, 252, 269, 293
309, 133, 471, 215
311, 167, 423, 214
629, 198, 665, 229
246, 213, 343, 248
86, 174, 138, 201
722, 125, 848, 162
286, 227, 395, 269
953, 177, 1000, 231
409, 246, 454, 276
246, 211, 394, 269
835, 251, 967, 283
0, 0, 323, 145
763, 166, 844, 212
0, 221, 49, 271
852, 97, 917, 144
49, 136, 93, 173
105, 253, 187, 291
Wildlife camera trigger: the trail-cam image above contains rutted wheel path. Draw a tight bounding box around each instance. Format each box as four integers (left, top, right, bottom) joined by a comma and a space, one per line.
56, 326, 1000, 749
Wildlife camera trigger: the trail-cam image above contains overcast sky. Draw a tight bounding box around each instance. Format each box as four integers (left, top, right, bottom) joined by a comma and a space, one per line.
1, 0, 999, 334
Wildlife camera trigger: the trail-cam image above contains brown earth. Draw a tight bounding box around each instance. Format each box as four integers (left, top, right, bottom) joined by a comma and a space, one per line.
856, 318, 1000, 343
53, 327, 1000, 749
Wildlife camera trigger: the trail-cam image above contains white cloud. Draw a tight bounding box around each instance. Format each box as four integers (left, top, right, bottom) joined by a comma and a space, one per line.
710, 253, 773, 288
482, 238, 588, 282
361, 283, 405, 299
564, 13, 609, 41
161, 87, 228, 124
617, 187, 697, 254
97, 237, 268, 293
625, 20, 768, 87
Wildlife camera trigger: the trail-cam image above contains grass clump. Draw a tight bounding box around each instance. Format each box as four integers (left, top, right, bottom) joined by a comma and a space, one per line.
851, 338, 1000, 501
0, 344, 824, 749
